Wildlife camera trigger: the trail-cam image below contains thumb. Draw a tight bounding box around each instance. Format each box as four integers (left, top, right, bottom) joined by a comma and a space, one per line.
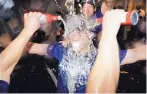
24, 13, 28, 22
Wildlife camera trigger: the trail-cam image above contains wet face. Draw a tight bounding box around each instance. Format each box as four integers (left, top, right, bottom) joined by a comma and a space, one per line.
104, 0, 115, 8
68, 29, 91, 52
68, 29, 89, 42
82, 3, 95, 17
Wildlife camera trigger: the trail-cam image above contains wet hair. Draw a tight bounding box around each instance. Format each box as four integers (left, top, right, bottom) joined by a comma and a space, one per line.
0, 19, 7, 36
81, 0, 96, 7
81, 2, 95, 8
0, 19, 12, 37
114, 5, 124, 9
64, 15, 87, 35
104, 0, 116, 2
135, 0, 146, 11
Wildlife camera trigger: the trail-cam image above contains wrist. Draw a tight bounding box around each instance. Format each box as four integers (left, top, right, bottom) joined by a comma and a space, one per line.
22, 28, 35, 37
100, 33, 117, 45
101, 33, 117, 41
101, 29, 118, 39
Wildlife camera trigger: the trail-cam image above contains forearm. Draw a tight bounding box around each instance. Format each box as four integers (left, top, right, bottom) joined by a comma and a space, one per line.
134, 45, 146, 60
121, 45, 146, 65
0, 28, 34, 72
87, 33, 120, 93
98, 34, 119, 64
98, 35, 120, 91
24, 42, 48, 56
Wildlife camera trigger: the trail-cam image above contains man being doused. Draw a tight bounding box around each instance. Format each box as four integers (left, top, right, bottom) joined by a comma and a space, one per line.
25, 11, 146, 93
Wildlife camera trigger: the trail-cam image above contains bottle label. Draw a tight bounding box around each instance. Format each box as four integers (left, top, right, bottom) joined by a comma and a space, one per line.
40, 15, 47, 24
121, 12, 132, 25
121, 12, 127, 23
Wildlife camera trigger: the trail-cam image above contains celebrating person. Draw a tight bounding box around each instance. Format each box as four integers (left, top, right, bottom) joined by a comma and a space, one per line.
25, 10, 146, 93
0, 12, 42, 93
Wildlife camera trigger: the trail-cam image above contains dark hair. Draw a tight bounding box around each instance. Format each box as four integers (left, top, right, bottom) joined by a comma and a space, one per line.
136, 3, 144, 11
114, 6, 124, 9
82, 2, 95, 8
80, 0, 96, 7
0, 18, 13, 39
104, 0, 116, 2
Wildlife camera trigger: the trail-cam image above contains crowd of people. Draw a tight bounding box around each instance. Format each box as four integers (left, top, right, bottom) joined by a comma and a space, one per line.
0, 0, 146, 93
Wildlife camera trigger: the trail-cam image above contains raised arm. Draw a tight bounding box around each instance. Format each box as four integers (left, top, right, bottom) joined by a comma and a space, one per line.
0, 12, 42, 83
86, 10, 124, 93
25, 42, 49, 56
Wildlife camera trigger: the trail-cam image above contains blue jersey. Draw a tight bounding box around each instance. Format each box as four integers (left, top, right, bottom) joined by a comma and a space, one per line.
92, 9, 103, 34
47, 43, 127, 93
0, 80, 9, 93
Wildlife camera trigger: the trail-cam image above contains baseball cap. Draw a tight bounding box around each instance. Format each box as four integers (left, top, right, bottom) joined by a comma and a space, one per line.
80, 0, 96, 7
64, 14, 87, 35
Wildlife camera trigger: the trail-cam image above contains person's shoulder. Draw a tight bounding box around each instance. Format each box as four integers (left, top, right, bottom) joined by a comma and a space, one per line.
95, 7, 103, 18
53, 42, 65, 49
0, 80, 9, 93
0, 80, 9, 86
51, 42, 65, 61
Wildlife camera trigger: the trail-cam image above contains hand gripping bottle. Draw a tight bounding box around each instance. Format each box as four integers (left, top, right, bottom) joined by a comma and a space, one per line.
96, 10, 139, 25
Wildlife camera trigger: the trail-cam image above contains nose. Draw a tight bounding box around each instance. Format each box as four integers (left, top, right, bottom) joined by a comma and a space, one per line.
84, 7, 89, 12
70, 31, 80, 40
71, 32, 78, 38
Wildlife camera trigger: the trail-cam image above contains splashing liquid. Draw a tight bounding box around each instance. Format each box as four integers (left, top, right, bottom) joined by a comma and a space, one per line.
59, 43, 98, 92
60, 17, 68, 36
58, 14, 98, 92
54, 0, 64, 14
65, 0, 75, 15
52, 0, 100, 92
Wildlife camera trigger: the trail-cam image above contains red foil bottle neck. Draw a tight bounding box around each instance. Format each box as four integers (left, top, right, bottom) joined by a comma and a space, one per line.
45, 14, 58, 23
